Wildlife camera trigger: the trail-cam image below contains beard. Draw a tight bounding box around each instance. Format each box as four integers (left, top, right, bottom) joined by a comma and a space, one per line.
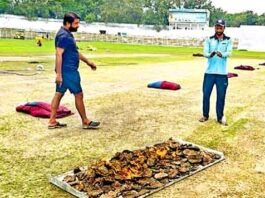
216, 32, 223, 36
69, 25, 78, 32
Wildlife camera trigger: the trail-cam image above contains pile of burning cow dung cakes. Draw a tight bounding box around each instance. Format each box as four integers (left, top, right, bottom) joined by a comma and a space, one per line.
63, 138, 222, 198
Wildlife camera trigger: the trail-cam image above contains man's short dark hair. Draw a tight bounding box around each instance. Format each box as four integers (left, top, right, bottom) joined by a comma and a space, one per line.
63, 12, 80, 25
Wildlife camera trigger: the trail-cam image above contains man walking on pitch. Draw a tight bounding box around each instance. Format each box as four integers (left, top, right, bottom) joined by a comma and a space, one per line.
48, 12, 100, 129
199, 19, 232, 125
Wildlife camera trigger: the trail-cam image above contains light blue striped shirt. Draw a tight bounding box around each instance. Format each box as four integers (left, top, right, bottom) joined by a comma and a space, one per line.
203, 34, 233, 75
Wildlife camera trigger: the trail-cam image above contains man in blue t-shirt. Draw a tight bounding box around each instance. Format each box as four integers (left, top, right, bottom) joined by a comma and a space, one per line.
199, 19, 233, 125
48, 12, 100, 129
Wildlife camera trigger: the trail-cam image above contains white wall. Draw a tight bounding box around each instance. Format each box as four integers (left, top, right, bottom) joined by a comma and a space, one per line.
237, 25, 265, 52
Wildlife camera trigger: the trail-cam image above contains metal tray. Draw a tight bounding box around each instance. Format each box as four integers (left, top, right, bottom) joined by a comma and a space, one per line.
49, 138, 225, 198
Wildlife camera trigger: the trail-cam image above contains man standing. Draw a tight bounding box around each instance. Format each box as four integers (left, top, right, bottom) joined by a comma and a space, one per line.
48, 12, 100, 129
199, 19, 232, 125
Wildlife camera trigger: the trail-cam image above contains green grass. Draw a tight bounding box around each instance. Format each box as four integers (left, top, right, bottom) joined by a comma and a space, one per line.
222, 118, 249, 139
0, 39, 201, 56
233, 50, 265, 59
78, 41, 202, 55
1, 39, 265, 59
0, 39, 54, 56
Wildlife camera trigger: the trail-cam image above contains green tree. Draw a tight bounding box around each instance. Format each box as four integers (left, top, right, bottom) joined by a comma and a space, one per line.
142, 0, 182, 30
257, 13, 265, 25
209, 7, 227, 26
100, 0, 143, 24
183, 0, 212, 9
244, 11, 258, 25
224, 11, 259, 27
0, 0, 10, 14
85, 13, 96, 23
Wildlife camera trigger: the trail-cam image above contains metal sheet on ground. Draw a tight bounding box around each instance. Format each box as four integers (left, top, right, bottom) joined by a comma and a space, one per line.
49, 138, 225, 198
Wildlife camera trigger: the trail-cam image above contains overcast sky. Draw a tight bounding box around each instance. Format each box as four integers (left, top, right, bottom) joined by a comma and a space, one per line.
210, 0, 265, 15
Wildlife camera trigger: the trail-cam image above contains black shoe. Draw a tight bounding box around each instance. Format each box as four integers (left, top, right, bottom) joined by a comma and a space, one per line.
83, 121, 100, 129
218, 117, 228, 126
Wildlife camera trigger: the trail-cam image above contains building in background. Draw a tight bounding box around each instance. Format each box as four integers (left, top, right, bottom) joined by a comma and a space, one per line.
169, 7, 210, 30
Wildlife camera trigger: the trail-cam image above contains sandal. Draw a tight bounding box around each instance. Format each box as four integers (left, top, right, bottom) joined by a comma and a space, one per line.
48, 122, 67, 129
199, 116, 209, 122
83, 121, 100, 129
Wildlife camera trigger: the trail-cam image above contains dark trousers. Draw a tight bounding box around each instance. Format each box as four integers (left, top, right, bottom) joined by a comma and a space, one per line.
203, 73, 228, 120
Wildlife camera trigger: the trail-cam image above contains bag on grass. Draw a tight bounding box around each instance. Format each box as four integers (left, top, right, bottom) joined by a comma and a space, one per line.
148, 81, 181, 91
16, 101, 73, 118
227, 72, 238, 78
234, 65, 255, 71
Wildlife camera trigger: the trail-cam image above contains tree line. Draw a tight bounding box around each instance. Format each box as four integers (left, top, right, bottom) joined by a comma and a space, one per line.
0, 0, 264, 28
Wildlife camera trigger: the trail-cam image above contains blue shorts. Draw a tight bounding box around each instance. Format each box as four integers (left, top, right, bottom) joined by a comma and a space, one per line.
56, 71, 82, 94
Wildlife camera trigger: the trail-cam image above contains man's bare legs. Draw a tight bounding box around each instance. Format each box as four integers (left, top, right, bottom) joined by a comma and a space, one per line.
49, 92, 64, 125
74, 92, 90, 125
48, 92, 99, 129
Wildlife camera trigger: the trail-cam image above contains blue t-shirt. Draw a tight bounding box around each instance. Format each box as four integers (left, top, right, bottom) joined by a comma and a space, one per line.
55, 27, 79, 73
